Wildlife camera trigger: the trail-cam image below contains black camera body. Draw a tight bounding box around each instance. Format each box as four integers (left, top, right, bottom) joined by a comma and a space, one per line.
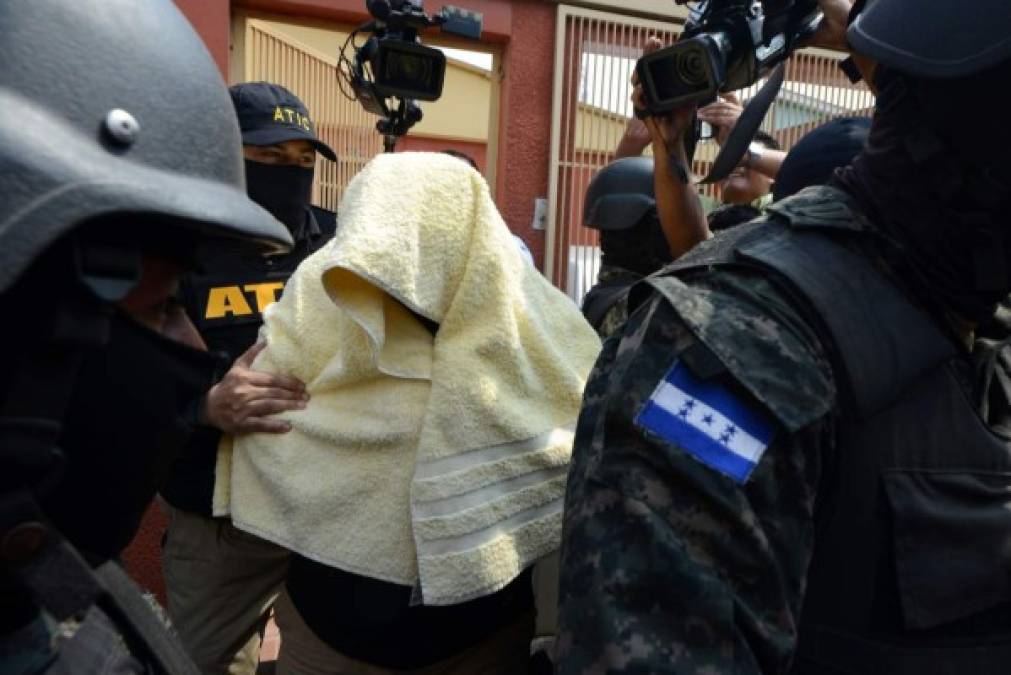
636, 0, 821, 114
343, 1, 483, 149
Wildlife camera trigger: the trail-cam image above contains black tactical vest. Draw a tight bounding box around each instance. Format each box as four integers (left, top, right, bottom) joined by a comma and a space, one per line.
179, 205, 337, 363
660, 186, 1011, 675
581, 266, 641, 333
161, 205, 336, 515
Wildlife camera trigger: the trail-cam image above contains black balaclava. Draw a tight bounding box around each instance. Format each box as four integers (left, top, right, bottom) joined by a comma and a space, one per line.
599, 209, 674, 277
42, 311, 221, 561
244, 160, 315, 236
0, 249, 222, 564
834, 61, 1011, 326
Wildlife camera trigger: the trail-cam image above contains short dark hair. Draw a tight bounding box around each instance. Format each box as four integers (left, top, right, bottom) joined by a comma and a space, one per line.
441, 149, 479, 170
753, 130, 780, 151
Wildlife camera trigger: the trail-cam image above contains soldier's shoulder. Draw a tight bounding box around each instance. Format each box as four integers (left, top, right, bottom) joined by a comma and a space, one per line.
639, 265, 836, 434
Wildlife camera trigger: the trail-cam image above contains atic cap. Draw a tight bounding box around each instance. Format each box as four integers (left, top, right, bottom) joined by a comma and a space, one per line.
230, 82, 337, 161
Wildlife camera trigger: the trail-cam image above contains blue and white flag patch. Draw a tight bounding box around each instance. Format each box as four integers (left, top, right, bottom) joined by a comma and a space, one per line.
635, 361, 774, 484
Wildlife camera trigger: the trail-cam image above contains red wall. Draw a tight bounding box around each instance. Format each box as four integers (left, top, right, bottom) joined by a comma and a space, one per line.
174, 0, 231, 76
397, 136, 488, 174
493, 0, 555, 268
123, 504, 169, 602
234, 0, 514, 42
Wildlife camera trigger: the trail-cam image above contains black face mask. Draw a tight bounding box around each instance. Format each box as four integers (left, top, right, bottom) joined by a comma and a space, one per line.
600, 211, 674, 277
835, 65, 1011, 325
41, 311, 221, 562
244, 159, 314, 235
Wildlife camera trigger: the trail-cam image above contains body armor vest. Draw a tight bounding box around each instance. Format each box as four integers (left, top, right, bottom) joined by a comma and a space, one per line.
581, 266, 641, 332
658, 187, 1011, 674
161, 206, 336, 515
180, 206, 337, 363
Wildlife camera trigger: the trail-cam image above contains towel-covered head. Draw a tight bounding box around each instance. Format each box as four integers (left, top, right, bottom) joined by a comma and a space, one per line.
321, 152, 599, 452
221, 152, 601, 602
322, 152, 525, 324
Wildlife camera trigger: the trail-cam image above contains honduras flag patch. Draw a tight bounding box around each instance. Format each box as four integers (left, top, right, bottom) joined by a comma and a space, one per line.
635, 361, 774, 484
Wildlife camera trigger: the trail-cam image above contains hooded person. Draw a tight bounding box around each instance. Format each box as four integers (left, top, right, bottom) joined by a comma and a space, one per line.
556, 0, 1011, 673
0, 1, 292, 673
212, 151, 602, 674
159, 82, 339, 675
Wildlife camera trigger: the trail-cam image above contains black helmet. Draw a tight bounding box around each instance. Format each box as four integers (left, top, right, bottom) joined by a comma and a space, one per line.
583, 158, 672, 277
0, 0, 292, 295
772, 117, 870, 202
0, 0, 294, 583
583, 157, 655, 231
848, 0, 1011, 79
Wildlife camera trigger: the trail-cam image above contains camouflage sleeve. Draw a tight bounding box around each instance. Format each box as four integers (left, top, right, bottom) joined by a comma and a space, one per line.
556, 280, 834, 675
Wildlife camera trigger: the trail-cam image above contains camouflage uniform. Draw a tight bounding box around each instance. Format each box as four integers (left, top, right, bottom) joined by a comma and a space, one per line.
557, 185, 1011, 673
584, 265, 644, 340
556, 255, 835, 673
558, 185, 860, 674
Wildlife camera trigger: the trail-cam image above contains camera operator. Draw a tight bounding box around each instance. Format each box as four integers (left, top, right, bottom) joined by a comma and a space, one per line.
557, 0, 1011, 673
583, 114, 868, 340
0, 1, 292, 672
615, 93, 784, 210
159, 82, 338, 675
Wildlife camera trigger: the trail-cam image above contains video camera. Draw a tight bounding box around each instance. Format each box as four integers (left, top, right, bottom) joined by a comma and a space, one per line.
339, 0, 483, 151
636, 0, 822, 114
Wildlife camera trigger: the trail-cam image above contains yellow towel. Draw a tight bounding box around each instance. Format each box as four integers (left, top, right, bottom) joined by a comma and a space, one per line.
214, 152, 601, 604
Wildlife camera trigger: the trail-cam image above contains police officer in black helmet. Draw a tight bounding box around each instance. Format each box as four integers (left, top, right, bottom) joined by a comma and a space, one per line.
159, 82, 338, 675
0, 1, 292, 673
580, 157, 674, 338
557, 0, 1011, 673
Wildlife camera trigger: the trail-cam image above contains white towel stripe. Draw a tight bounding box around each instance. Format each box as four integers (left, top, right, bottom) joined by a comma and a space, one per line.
416, 497, 564, 557
413, 426, 576, 479
413, 465, 568, 518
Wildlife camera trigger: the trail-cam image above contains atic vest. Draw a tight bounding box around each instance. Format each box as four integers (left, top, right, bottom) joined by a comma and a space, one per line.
179, 206, 337, 363
161, 206, 337, 515
664, 187, 1011, 674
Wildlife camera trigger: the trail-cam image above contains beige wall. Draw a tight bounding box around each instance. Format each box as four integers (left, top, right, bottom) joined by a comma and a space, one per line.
231, 10, 495, 143
574, 104, 627, 154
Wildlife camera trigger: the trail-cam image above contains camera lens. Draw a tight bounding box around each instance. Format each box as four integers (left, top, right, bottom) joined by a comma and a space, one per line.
387, 53, 433, 86
676, 49, 708, 87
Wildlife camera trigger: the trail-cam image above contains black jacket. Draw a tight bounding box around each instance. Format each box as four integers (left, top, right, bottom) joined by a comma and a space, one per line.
161, 206, 336, 515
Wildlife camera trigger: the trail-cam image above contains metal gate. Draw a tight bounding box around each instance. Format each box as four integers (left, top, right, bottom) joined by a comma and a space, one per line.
545, 4, 874, 301
241, 20, 383, 212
